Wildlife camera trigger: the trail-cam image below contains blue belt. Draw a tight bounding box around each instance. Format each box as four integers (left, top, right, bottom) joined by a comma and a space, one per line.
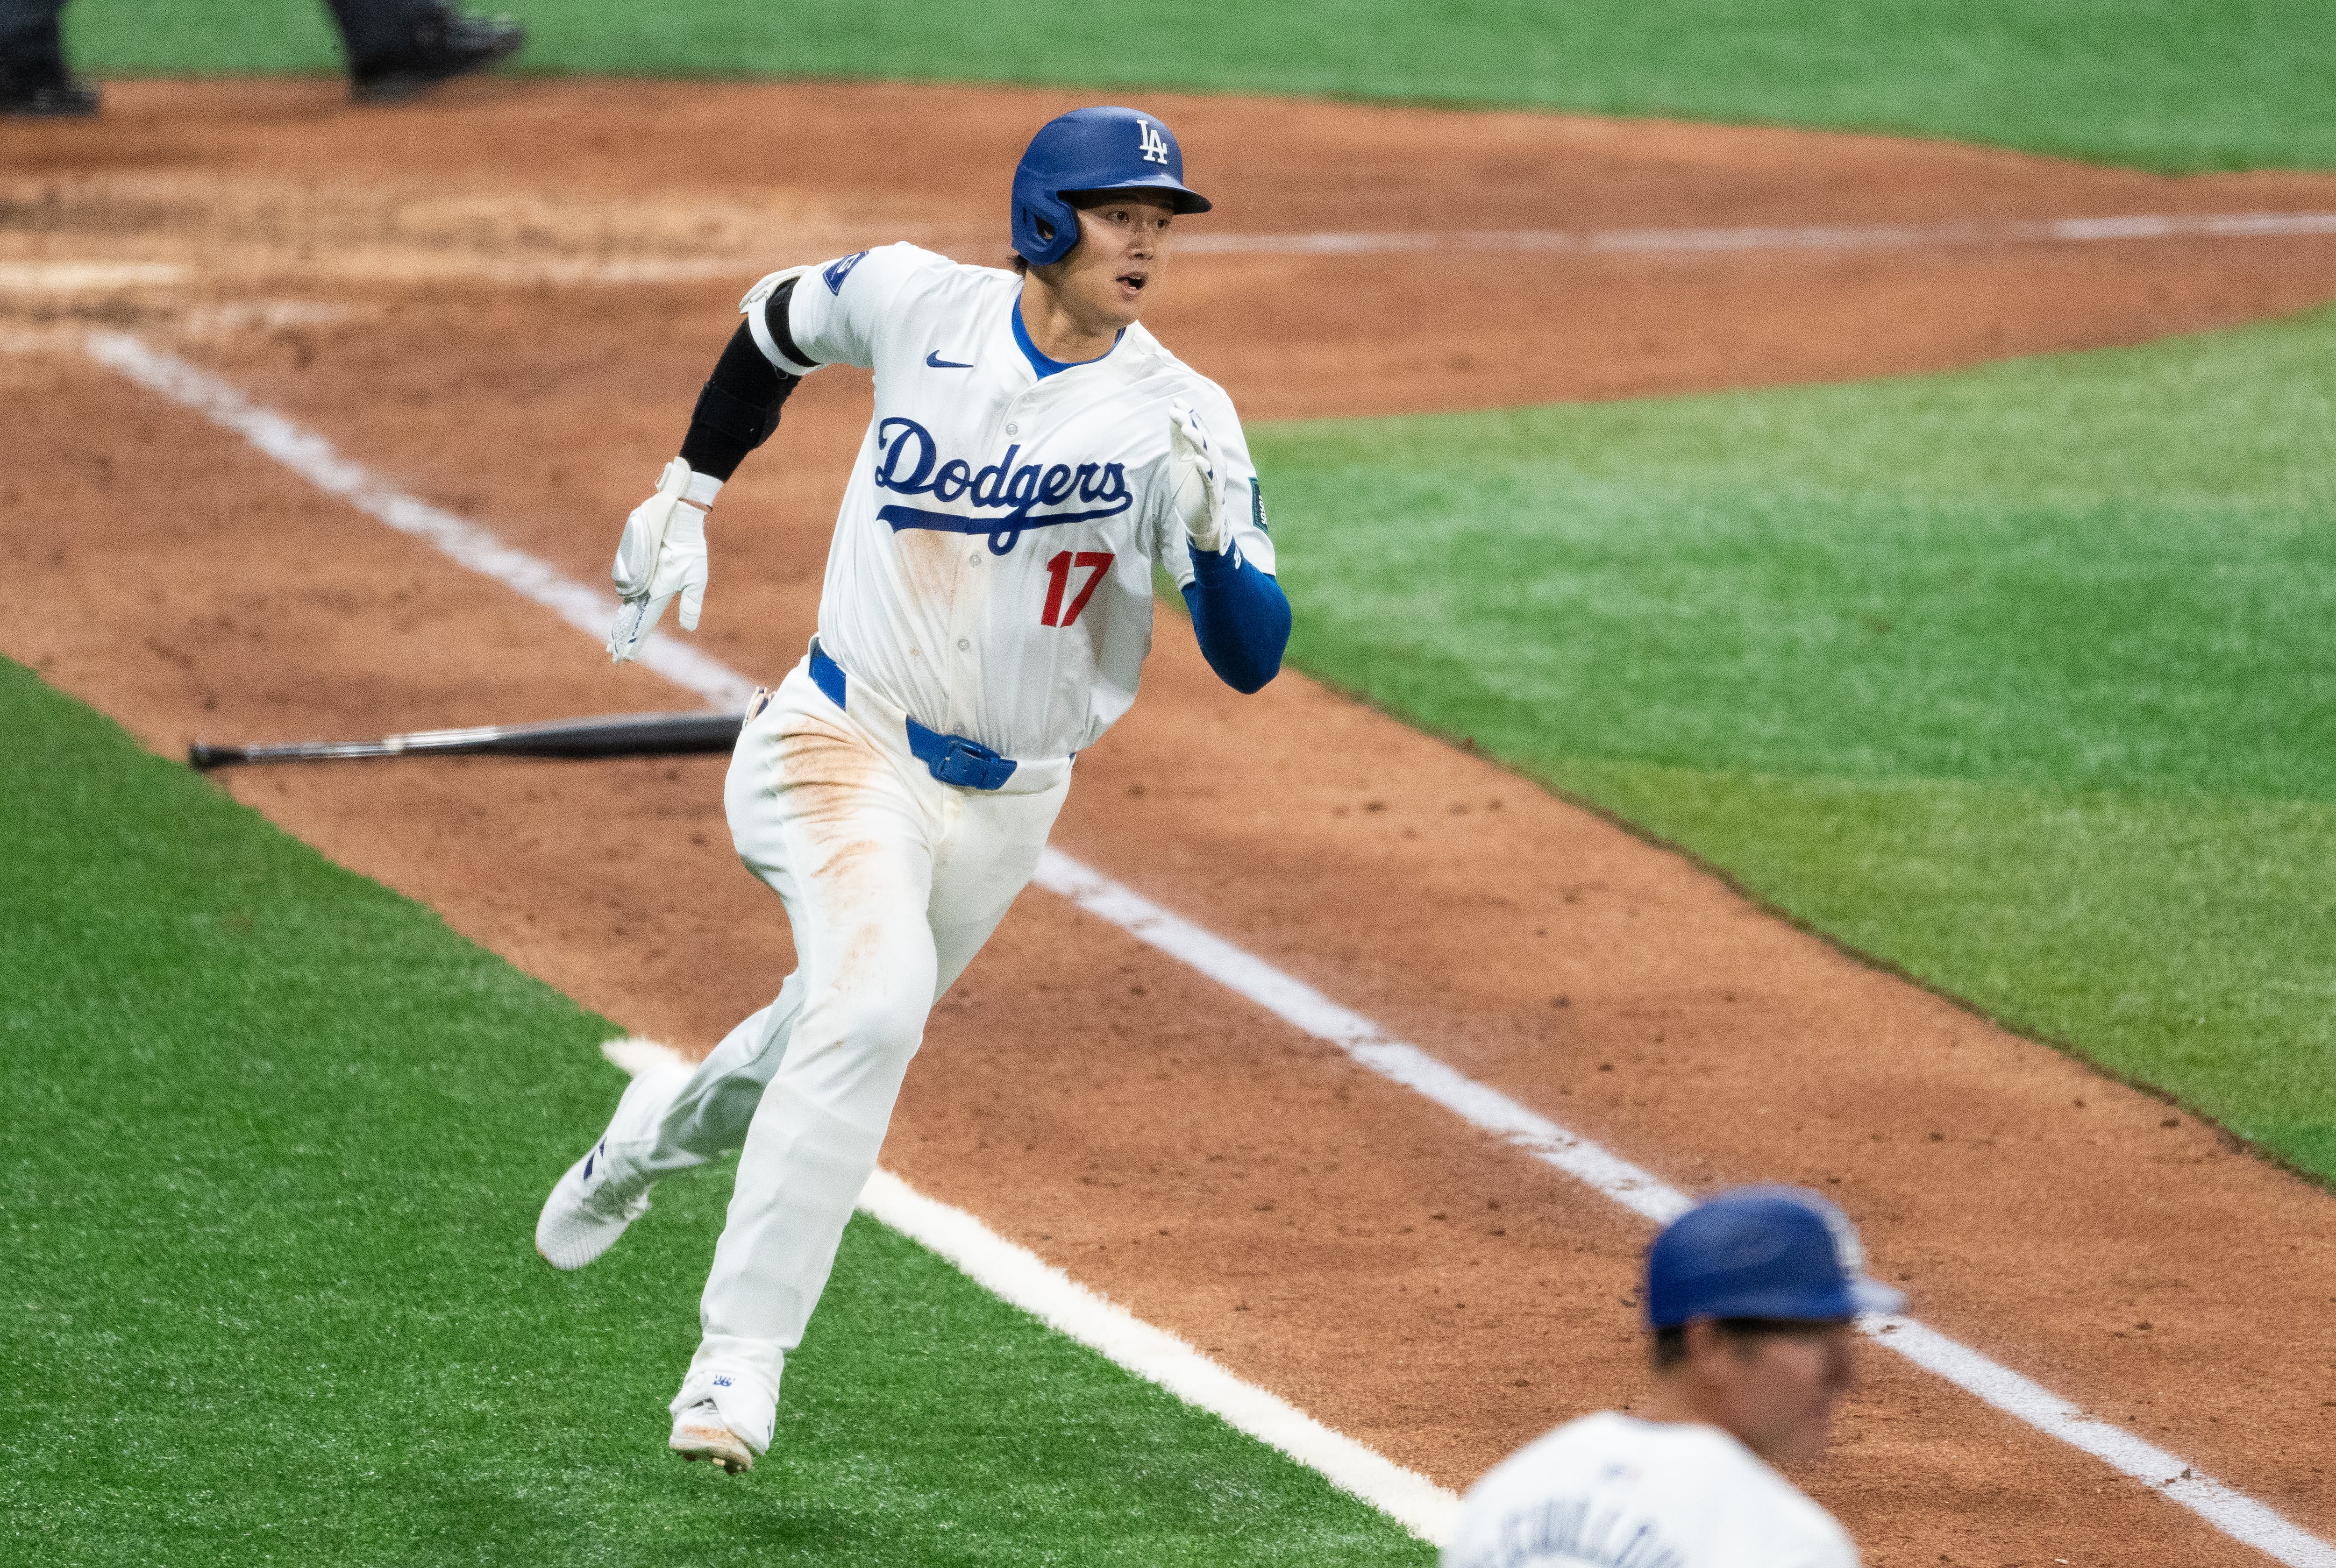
809, 641, 1019, 792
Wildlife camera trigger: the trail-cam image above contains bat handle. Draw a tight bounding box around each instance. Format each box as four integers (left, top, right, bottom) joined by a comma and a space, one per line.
188, 743, 232, 771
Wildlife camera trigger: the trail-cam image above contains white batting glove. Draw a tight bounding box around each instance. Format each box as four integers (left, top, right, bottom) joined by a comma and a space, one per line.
1167, 400, 1231, 557
608, 458, 715, 664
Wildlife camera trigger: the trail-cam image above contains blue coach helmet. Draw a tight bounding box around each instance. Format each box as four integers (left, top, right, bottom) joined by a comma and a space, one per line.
1011, 106, 1212, 267
1645, 1186, 1905, 1329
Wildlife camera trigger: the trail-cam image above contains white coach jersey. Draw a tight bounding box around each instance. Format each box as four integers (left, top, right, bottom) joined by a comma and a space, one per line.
1444, 1413, 1859, 1568
750, 242, 1275, 762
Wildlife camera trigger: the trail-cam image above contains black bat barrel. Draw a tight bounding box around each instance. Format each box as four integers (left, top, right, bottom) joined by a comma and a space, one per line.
189, 711, 748, 770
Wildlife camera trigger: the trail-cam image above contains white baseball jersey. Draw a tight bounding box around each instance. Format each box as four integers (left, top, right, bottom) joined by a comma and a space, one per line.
748, 241, 1275, 762
1444, 1413, 1859, 1568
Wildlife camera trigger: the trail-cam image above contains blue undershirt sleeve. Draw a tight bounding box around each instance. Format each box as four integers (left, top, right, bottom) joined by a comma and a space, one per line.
1180, 542, 1291, 695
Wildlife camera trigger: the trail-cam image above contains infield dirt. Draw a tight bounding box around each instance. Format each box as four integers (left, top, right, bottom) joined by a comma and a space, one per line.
7, 78, 2336, 1567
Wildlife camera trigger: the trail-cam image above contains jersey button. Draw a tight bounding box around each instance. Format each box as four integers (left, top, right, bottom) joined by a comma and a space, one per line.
1005, 422, 1019, 435
956, 638, 970, 651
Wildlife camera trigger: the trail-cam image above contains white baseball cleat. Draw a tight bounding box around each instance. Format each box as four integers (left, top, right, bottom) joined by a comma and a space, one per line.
669, 1399, 757, 1473
534, 1136, 651, 1270
534, 1048, 691, 1270
669, 1369, 776, 1474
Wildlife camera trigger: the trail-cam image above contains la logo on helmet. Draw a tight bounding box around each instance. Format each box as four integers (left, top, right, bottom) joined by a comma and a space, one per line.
1136, 119, 1170, 165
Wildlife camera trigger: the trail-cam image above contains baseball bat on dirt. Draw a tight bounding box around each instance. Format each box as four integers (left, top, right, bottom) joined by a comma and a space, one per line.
188, 711, 747, 770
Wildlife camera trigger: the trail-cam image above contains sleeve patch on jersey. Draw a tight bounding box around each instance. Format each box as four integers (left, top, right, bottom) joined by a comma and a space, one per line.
823, 250, 870, 295
1250, 476, 1270, 534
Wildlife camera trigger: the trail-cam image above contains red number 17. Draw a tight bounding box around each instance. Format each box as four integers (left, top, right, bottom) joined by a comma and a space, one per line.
1040, 550, 1114, 627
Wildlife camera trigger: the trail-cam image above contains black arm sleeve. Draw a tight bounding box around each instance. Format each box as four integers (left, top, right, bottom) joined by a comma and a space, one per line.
677, 280, 810, 481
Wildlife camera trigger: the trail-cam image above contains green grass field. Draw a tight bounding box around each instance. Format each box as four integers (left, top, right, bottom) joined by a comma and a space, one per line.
65, 0, 2336, 172
0, 660, 1431, 1566
1254, 303, 2336, 1181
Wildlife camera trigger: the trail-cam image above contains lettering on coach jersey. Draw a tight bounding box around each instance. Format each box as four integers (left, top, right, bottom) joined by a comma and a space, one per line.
871, 416, 1131, 555
1467, 1501, 1684, 1568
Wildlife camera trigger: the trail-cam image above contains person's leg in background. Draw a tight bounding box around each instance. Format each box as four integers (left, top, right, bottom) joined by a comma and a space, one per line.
0, 0, 97, 117
0, 0, 523, 115
320, 0, 523, 103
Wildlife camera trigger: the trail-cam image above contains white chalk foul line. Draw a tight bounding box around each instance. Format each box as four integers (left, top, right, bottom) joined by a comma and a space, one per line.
1029, 850, 2336, 1568
81, 331, 755, 713
856, 1169, 1459, 1541
1180, 210, 2336, 257
90, 330, 2335, 1567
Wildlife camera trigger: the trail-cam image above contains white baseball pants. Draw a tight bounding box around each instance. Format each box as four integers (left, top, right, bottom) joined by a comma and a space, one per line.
618, 656, 1068, 1412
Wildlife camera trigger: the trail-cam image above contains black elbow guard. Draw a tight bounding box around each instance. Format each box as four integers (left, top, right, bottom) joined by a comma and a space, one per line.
678, 313, 803, 480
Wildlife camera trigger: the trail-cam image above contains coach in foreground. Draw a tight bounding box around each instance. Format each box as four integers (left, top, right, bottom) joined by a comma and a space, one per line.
1446, 1187, 1903, 1568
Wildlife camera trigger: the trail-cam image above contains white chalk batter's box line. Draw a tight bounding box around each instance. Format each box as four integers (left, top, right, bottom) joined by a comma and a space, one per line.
7, 210, 2336, 295
80, 328, 2336, 1567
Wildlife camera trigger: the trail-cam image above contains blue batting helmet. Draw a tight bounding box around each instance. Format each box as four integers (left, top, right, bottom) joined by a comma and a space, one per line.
1011, 106, 1212, 266
1645, 1186, 1905, 1329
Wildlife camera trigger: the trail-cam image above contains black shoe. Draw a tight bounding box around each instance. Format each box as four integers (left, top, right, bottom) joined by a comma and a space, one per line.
350, 4, 525, 104
0, 53, 99, 117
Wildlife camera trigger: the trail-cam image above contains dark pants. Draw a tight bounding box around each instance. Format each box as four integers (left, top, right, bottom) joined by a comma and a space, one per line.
0, 0, 439, 69
319, 0, 441, 64
0, 0, 64, 65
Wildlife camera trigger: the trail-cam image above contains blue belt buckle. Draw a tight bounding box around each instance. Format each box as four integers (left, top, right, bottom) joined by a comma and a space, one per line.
906, 715, 1018, 791
936, 736, 1018, 791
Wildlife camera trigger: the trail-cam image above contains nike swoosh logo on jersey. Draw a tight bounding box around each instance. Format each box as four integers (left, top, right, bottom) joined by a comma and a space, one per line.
924, 351, 975, 369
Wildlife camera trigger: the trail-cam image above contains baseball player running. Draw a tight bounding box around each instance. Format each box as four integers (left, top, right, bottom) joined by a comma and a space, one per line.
1445, 1188, 1904, 1568
534, 106, 1290, 1474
